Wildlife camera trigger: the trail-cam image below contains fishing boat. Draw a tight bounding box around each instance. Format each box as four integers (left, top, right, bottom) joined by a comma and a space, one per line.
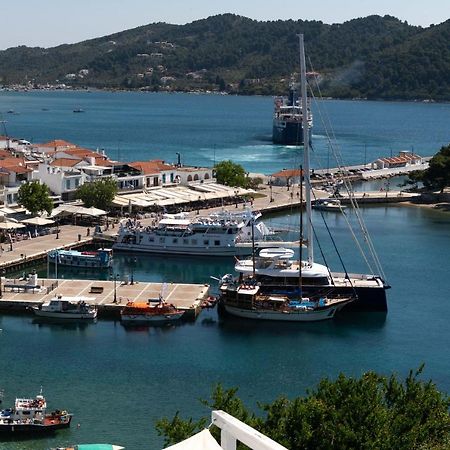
120, 299, 184, 324
272, 80, 313, 145
113, 210, 295, 256
219, 35, 389, 313
31, 296, 97, 319
48, 248, 113, 268
0, 390, 71, 434
312, 198, 346, 211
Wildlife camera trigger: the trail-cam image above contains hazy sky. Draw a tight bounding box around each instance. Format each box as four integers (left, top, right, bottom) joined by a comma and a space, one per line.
1, 0, 449, 50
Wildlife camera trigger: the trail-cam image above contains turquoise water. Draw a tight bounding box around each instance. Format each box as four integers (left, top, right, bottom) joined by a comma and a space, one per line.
0, 92, 449, 449
1, 91, 450, 174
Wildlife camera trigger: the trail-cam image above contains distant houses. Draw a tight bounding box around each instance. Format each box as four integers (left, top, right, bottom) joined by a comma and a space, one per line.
371, 151, 423, 170
0, 136, 215, 206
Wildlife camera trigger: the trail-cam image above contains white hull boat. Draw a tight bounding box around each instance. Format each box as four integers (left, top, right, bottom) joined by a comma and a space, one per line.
32, 296, 97, 320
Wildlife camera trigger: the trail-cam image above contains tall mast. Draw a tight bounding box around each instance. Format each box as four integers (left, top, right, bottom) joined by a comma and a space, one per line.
298, 34, 313, 263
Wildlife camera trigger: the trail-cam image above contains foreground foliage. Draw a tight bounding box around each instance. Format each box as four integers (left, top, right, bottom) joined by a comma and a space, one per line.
405, 144, 450, 192
156, 367, 450, 450
18, 181, 53, 215
75, 177, 118, 210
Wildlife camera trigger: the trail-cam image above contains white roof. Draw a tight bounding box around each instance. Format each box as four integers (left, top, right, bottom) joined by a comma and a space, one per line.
158, 218, 191, 226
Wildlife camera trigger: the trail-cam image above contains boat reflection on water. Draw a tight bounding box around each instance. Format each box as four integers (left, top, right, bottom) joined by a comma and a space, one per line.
217, 310, 387, 336
120, 321, 183, 333
31, 317, 95, 331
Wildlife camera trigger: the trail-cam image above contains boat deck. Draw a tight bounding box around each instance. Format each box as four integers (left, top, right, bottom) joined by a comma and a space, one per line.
0, 278, 209, 319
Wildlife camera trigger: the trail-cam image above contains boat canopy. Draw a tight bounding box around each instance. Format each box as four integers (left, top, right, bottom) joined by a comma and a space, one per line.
164, 429, 222, 450
259, 248, 295, 259
158, 218, 191, 227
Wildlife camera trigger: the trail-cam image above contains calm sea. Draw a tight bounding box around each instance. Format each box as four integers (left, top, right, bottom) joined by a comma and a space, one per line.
0, 91, 450, 449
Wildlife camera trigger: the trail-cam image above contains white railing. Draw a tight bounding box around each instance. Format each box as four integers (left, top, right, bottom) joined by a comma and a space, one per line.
211, 410, 287, 450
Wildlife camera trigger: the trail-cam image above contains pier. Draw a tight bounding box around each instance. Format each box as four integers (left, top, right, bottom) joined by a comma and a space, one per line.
0, 277, 209, 319
0, 225, 94, 273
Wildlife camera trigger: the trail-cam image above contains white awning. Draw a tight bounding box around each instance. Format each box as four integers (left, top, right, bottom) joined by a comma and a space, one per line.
0, 221, 26, 230
164, 429, 221, 450
21, 217, 55, 226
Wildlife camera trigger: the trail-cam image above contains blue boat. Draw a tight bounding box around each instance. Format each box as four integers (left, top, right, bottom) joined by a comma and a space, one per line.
47, 248, 113, 269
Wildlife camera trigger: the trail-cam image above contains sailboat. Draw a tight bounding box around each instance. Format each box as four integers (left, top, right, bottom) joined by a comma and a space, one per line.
219, 34, 389, 314
222, 162, 354, 321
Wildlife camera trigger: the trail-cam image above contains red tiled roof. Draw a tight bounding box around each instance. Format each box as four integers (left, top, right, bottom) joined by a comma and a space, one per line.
49, 158, 82, 167
129, 160, 174, 175
39, 140, 77, 148
271, 168, 304, 178
63, 148, 106, 159
0, 158, 32, 173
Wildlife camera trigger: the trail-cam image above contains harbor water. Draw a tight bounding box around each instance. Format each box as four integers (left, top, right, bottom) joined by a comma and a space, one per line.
0, 91, 450, 449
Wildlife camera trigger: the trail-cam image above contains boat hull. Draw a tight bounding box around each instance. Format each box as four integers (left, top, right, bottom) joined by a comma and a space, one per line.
121, 312, 184, 324
273, 121, 307, 145
0, 417, 71, 434
32, 309, 97, 320
224, 304, 340, 321
113, 242, 237, 256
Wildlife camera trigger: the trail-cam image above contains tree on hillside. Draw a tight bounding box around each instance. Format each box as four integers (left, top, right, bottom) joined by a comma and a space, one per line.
214, 160, 248, 187
75, 178, 118, 210
156, 367, 450, 450
18, 181, 53, 215
422, 144, 450, 192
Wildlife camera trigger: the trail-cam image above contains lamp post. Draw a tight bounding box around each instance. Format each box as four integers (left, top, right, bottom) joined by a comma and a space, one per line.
0, 269, 5, 298
113, 273, 119, 303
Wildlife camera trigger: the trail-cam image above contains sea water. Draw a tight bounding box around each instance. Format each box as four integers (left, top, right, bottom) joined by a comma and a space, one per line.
0, 91, 449, 449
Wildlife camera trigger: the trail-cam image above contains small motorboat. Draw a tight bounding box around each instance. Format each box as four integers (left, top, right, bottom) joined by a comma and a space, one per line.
32, 296, 97, 320
312, 198, 346, 212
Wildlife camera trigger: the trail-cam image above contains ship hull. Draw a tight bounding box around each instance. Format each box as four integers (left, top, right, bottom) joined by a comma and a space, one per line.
221, 281, 388, 313
0, 418, 71, 434
272, 120, 306, 145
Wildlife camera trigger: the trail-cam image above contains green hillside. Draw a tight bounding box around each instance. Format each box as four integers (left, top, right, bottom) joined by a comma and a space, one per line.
0, 14, 449, 100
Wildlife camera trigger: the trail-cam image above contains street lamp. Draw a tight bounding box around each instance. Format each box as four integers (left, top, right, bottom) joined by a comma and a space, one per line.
0, 269, 5, 298
113, 273, 119, 303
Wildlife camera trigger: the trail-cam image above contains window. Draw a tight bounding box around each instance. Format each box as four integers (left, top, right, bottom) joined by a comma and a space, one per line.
204, 240, 209, 246
159, 237, 165, 243
204, 173, 210, 180
194, 174, 199, 181
214, 240, 220, 246
66, 179, 71, 190
74, 178, 80, 187
173, 238, 178, 244
187, 175, 193, 182
183, 239, 189, 244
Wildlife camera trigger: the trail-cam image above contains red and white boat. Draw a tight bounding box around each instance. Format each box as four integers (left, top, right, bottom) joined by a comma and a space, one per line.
120, 299, 184, 324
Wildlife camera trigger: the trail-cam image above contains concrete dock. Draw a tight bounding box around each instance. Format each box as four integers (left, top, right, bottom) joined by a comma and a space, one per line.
0, 278, 210, 319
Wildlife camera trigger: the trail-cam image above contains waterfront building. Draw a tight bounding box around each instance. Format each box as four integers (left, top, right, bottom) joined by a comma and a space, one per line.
371, 151, 423, 169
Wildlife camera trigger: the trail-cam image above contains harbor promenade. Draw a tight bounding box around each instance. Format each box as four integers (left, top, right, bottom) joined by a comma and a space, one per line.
0, 277, 209, 319
0, 225, 93, 272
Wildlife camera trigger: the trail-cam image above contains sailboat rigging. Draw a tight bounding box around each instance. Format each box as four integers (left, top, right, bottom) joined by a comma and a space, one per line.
218, 34, 389, 318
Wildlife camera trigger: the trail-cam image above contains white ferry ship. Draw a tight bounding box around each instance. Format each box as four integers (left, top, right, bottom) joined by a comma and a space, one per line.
113, 210, 285, 256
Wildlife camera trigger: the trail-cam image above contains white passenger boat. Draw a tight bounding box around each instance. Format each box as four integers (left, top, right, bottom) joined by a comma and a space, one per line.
113, 210, 291, 256
32, 296, 97, 319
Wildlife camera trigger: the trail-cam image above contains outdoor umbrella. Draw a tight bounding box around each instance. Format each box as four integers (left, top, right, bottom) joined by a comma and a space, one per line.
21, 217, 55, 226
0, 221, 26, 230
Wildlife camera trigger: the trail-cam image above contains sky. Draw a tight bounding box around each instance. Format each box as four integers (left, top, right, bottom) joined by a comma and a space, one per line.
1, 0, 449, 50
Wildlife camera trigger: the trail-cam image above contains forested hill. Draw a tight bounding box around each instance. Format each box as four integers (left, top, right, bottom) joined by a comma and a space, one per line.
1, 14, 449, 100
